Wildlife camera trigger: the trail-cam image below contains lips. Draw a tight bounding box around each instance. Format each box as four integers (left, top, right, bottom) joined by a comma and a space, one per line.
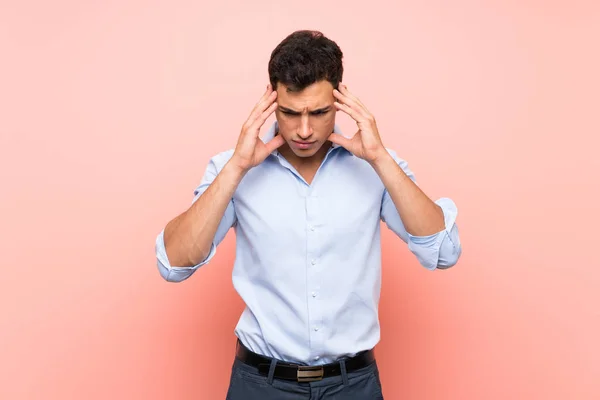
292, 140, 316, 149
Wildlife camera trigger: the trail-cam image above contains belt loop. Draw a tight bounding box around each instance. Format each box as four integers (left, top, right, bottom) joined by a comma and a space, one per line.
339, 359, 349, 386
267, 358, 278, 385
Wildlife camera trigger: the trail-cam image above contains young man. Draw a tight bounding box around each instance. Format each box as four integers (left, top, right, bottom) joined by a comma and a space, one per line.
156, 30, 462, 399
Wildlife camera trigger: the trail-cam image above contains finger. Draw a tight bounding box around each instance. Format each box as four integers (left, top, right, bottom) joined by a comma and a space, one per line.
258, 84, 274, 105
255, 89, 277, 114
338, 84, 370, 112
327, 132, 353, 150
249, 86, 271, 117
249, 84, 275, 116
247, 91, 277, 126
334, 87, 367, 115
249, 101, 278, 132
264, 133, 286, 153
333, 89, 370, 119
334, 101, 363, 122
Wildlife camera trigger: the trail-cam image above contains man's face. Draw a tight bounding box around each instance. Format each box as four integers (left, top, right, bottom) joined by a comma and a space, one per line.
275, 80, 336, 158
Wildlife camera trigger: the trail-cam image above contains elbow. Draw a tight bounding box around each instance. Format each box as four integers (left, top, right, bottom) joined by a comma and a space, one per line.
155, 228, 202, 283
435, 245, 462, 270
157, 259, 195, 283
156, 245, 199, 283
155, 244, 216, 283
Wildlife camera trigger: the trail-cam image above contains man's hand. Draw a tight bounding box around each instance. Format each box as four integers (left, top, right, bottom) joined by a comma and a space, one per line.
231, 84, 286, 172
328, 84, 387, 164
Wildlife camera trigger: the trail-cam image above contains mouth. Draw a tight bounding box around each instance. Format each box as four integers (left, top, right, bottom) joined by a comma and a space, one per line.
292, 140, 317, 149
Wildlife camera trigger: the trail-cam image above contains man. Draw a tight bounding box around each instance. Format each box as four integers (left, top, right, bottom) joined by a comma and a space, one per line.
156, 30, 461, 399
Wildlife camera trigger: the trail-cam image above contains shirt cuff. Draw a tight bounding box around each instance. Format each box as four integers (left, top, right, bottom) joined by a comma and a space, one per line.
407, 198, 460, 270
155, 229, 217, 282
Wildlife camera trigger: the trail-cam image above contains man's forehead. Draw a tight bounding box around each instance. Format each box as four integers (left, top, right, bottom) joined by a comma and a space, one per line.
277, 93, 334, 112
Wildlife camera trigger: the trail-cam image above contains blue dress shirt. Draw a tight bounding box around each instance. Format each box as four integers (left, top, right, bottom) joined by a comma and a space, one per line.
156, 121, 462, 365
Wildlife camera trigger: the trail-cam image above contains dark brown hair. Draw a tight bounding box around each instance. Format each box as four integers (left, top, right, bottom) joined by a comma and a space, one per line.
268, 30, 344, 92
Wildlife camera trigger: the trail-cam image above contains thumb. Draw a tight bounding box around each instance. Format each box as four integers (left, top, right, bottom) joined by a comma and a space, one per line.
264, 134, 286, 154
328, 132, 352, 150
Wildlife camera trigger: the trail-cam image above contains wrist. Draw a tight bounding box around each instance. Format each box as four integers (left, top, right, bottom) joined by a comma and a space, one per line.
367, 147, 392, 170
224, 158, 250, 180
228, 153, 253, 173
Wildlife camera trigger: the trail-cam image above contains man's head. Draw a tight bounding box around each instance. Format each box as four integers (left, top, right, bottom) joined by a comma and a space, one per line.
268, 30, 343, 159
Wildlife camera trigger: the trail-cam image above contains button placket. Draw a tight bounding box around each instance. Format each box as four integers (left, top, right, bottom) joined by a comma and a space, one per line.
305, 194, 324, 358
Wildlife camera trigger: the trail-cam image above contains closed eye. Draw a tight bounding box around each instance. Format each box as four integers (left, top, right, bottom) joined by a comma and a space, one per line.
279, 108, 331, 116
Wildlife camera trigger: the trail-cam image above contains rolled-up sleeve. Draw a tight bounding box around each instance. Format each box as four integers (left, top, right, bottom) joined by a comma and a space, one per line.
406, 198, 461, 270
380, 150, 462, 270
155, 229, 218, 282
156, 150, 237, 282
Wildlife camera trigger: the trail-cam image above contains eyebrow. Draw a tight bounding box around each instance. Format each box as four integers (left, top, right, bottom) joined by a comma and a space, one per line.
278, 106, 332, 114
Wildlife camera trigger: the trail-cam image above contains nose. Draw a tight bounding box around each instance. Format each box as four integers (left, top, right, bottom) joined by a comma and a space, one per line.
297, 115, 313, 139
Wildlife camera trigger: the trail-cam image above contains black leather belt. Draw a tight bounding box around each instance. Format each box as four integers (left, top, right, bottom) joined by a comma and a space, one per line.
235, 339, 376, 382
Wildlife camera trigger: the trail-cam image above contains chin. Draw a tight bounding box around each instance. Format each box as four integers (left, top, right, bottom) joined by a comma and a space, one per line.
295, 151, 318, 158
291, 145, 322, 157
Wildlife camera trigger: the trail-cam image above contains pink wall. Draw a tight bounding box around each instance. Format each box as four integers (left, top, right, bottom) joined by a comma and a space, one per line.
1, 1, 599, 399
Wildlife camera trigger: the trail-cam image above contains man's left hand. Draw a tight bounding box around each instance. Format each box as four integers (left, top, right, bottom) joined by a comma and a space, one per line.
328, 84, 388, 163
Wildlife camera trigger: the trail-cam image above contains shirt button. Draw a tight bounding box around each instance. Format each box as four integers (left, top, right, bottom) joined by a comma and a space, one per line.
312, 292, 317, 297
314, 326, 319, 331
309, 226, 315, 231
314, 356, 320, 361
311, 259, 317, 265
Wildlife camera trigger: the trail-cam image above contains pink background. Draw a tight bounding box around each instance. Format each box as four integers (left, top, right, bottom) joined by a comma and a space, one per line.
1, 1, 599, 399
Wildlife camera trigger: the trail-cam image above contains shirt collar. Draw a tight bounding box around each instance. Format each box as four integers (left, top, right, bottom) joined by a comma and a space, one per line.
262, 121, 344, 156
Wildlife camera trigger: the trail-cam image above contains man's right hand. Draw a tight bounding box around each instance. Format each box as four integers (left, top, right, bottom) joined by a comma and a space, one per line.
163, 86, 284, 270
231, 84, 285, 172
